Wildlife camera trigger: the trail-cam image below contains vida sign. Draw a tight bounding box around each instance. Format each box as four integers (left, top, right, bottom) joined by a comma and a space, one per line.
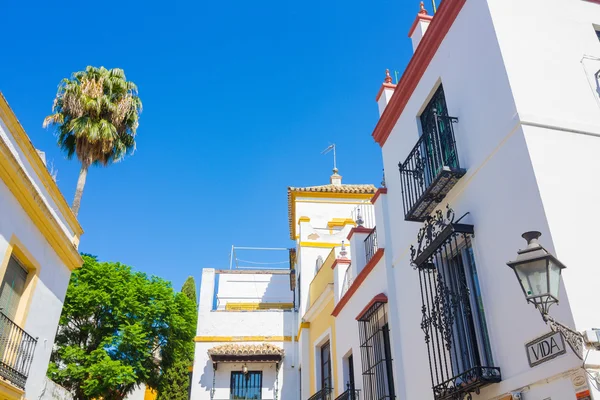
526, 331, 567, 367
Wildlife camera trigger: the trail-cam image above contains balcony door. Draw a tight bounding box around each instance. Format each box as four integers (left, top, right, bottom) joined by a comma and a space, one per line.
230, 371, 262, 400
419, 85, 455, 182
0, 256, 28, 321
321, 341, 332, 392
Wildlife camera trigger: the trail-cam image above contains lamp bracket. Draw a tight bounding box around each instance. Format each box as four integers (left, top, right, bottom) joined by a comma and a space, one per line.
542, 312, 584, 359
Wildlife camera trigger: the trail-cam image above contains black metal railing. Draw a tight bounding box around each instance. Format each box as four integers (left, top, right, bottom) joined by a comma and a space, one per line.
309, 387, 334, 400
335, 388, 360, 400
398, 113, 465, 222
411, 208, 500, 400
364, 228, 378, 265
0, 311, 37, 389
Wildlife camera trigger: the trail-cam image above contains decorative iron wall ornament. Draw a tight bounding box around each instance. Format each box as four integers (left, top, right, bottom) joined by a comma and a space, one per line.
410, 208, 500, 400
410, 205, 455, 267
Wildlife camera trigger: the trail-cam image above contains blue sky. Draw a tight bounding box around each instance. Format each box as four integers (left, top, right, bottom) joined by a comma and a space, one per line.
1, 0, 418, 290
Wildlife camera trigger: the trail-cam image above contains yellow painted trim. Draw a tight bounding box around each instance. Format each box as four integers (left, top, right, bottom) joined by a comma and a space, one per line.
297, 322, 310, 340
143, 387, 157, 400
289, 190, 374, 239
0, 93, 83, 237
327, 218, 356, 228
0, 235, 41, 328
0, 138, 83, 271
194, 336, 297, 342
225, 302, 294, 311
298, 216, 311, 223
0, 377, 24, 399
299, 242, 350, 249
295, 199, 369, 205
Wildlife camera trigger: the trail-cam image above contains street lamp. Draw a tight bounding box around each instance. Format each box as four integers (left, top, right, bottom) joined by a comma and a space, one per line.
507, 231, 584, 359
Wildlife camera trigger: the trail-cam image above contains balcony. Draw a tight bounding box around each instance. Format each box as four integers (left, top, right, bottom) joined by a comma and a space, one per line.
0, 311, 37, 389
433, 367, 501, 400
308, 387, 333, 400
364, 227, 378, 265
335, 389, 360, 400
308, 249, 335, 309
398, 114, 465, 222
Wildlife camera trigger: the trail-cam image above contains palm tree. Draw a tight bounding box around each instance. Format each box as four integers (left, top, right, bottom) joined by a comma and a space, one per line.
44, 66, 142, 216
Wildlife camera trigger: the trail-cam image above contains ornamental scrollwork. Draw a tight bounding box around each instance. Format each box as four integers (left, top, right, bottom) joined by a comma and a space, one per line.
410, 205, 455, 267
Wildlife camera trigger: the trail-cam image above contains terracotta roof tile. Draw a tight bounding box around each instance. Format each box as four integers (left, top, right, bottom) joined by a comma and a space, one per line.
208, 343, 284, 357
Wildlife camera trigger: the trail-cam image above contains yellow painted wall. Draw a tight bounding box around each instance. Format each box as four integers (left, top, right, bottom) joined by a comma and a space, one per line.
308, 297, 338, 396
144, 387, 157, 400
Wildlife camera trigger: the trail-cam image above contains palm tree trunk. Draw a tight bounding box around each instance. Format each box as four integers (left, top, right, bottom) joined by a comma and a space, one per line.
71, 161, 89, 217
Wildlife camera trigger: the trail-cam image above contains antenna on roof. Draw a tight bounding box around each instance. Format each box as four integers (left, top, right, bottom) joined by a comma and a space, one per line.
321, 143, 337, 173
431, 0, 437, 13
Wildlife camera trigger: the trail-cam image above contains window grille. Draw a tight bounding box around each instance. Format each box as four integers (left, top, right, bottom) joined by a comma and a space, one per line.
358, 301, 395, 400
411, 207, 500, 400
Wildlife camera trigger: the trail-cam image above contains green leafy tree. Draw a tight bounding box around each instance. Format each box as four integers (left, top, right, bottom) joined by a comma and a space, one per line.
43, 66, 142, 216
157, 276, 198, 400
48, 255, 196, 400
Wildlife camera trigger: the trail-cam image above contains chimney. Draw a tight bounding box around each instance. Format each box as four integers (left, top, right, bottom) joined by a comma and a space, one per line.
376, 69, 397, 116
330, 168, 342, 186
408, 2, 433, 52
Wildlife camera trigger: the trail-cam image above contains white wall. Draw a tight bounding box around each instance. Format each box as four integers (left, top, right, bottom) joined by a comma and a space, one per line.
215, 272, 292, 309
0, 178, 72, 398
191, 269, 299, 400
376, 0, 593, 398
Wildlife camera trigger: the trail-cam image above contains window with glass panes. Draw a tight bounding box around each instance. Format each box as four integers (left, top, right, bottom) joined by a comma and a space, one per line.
321, 341, 332, 391
0, 256, 28, 321
230, 371, 262, 399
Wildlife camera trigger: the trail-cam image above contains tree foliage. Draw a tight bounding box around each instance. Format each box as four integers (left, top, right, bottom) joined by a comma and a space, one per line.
48, 255, 196, 400
156, 276, 198, 400
181, 276, 197, 306
43, 66, 142, 216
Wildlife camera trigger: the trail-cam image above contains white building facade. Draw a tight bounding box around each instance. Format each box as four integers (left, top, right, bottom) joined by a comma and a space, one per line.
367, 0, 600, 399
0, 93, 84, 400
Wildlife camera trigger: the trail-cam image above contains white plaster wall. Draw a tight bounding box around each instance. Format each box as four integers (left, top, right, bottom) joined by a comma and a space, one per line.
215, 272, 292, 309
0, 180, 72, 398
124, 384, 146, 400
192, 269, 299, 400
333, 261, 388, 395
294, 198, 371, 234
377, 0, 589, 398
0, 116, 75, 239
192, 343, 296, 400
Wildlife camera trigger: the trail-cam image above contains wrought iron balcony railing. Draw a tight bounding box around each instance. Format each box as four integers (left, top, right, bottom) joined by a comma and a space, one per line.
364, 227, 378, 265
308, 387, 333, 400
398, 114, 465, 222
0, 311, 37, 389
335, 388, 360, 400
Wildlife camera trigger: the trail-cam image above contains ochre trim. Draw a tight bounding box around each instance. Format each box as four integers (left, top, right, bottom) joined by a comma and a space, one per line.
356, 293, 388, 320
299, 242, 350, 249
331, 258, 351, 270
289, 191, 375, 239
298, 216, 311, 223
372, 0, 466, 147
144, 387, 157, 400
347, 226, 374, 240
0, 138, 83, 271
194, 336, 296, 342
375, 83, 397, 102
0, 377, 24, 399
0, 93, 84, 238
225, 302, 294, 311
407, 13, 434, 38
327, 218, 356, 229
297, 322, 310, 340
332, 248, 385, 317
370, 188, 388, 204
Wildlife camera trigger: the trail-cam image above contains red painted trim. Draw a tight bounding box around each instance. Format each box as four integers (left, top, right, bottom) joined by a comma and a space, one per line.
375, 83, 397, 102
370, 188, 388, 204
356, 293, 388, 320
331, 257, 351, 270
372, 0, 466, 147
332, 248, 385, 317
347, 226, 373, 241
407, 13, 433, 38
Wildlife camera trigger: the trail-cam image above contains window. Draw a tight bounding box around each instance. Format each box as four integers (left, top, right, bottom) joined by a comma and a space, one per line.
230, 371, 262, 400
358, 301, 395, 400
411, 209, 500, 399
320, 341, 332, 391
0, 256, 28, 321
347, 354, 356, 393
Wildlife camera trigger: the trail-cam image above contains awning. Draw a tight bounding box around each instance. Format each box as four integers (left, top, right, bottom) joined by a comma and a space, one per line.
208, 343, 284, 363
